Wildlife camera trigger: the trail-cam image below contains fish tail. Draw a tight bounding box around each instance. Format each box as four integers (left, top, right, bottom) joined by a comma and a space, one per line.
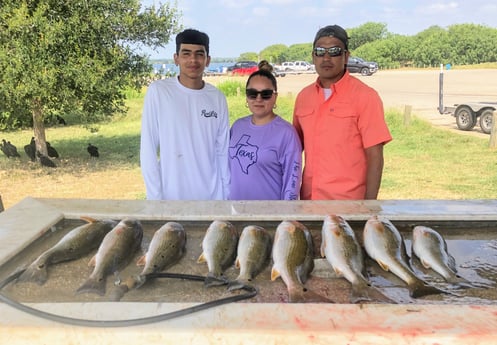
350, 283, 373, 303
352, 283, 396, 304
227, 275, 254, 291
133, 274, 147, 289
17, 265, 49, 285
204, 272, 228, 287
108, 275, 144, 301
288, 285, 306, 303
76, 275, 106, 296
409, 280, 446, 298
108, 284, 129, 302
289, 286, 333, 303
227, 279, 248, 291
447, 274, 473, 288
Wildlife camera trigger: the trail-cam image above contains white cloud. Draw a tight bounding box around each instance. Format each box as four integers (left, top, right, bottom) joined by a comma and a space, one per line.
416, 1, 459, 14
219, 0, 253, 8
252, 7, 270, 16
261, 0, 299, 4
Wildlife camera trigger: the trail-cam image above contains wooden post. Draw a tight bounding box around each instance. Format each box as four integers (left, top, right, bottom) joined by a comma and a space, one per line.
403, 105, 412, 126
489, 110, 497, 149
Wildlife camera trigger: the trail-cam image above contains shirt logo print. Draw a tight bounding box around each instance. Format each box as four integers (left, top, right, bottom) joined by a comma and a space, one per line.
229, 134, 258, 174
201, 109, 218, 118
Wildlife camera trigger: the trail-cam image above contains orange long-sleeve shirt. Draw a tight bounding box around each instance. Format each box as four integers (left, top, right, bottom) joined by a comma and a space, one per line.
293, 71, 392, 200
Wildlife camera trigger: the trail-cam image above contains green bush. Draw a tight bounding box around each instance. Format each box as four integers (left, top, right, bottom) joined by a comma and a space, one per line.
217, 80, 245, 97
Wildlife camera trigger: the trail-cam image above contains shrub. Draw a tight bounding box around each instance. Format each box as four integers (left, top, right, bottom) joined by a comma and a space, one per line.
217, 80, 245, 97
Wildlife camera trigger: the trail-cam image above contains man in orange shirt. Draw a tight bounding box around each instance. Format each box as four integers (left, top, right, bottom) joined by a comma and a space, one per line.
293, 25, 392, 200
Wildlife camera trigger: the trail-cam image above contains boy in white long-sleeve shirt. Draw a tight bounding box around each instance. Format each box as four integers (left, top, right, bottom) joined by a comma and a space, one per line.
140, 29, 230, 200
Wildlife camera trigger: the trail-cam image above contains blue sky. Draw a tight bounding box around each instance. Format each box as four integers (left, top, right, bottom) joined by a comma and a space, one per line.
141, 0, 497, 59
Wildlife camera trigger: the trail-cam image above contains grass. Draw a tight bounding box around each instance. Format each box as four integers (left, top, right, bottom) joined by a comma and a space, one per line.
1, 86, 496, 210
381, 111, 496, 199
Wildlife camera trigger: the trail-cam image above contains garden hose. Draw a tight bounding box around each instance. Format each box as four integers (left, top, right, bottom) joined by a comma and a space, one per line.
0, 268, 257, 328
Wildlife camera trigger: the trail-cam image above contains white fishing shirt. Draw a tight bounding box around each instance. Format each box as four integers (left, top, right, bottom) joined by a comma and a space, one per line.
140, 77, 230, 200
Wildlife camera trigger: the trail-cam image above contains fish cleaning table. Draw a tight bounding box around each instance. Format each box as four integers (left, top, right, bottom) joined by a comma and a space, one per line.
0, 197, 496, 345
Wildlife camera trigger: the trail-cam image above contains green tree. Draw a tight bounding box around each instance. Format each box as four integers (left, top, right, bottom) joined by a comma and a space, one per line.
259, 44, 287, 64
353, 38, 405, 69
238, 52, 259, 62
285, 43, 313, 63
447, 24, 497, 65
0, 0, 181, 158
412, 27, 451, 67
347, 22, 388, 50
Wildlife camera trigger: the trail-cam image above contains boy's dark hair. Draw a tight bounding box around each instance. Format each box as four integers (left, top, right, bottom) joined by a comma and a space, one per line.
176, 29, 210, 55
246, 69, 277, 91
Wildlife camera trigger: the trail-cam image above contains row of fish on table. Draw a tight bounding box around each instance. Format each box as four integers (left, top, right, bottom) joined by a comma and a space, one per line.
15, 214, 473, 303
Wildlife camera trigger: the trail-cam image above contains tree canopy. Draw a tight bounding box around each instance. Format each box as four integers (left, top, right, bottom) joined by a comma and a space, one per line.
236, 22, 497, 69
0, 0, 181, 156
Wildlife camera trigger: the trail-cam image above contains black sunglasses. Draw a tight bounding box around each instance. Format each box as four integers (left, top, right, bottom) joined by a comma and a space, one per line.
246, 88, 276, 100
313, 46, 344, 57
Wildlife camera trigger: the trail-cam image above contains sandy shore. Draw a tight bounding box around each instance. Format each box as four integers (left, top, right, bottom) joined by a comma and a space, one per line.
206, 69, 497, 138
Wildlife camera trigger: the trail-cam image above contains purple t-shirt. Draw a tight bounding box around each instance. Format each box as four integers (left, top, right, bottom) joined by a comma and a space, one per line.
229, 115, 302, 200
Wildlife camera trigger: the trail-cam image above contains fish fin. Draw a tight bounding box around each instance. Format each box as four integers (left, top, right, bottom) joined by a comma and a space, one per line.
270, 267, 280, 281
296, 265, 308, 285
197, 252, 206, 263
136, 255, 146, 267
76, 276, 106, 296
399, 238, 411, 263
420, 258, 431, 269
333, 267, 343, 277
377, 260, 390, 272
447, 254, 457, 272
80, 216, 97, 223
17, 265, 49, 285
88, 255, 97, 267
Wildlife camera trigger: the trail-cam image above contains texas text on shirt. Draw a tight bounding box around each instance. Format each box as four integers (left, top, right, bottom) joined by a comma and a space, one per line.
229, 116, 302, 200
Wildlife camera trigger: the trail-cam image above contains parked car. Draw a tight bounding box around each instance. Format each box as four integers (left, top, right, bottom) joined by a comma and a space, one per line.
280, 61, 314, 72
227, 61, 258, 76
270, 64, 286, 77
347, 57, 378, 76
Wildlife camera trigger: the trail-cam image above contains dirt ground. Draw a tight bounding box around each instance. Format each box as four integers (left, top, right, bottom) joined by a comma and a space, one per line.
206, 68, 497, 138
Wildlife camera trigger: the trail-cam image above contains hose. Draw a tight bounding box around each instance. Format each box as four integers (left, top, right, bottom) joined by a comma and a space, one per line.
0, 269, 257, 327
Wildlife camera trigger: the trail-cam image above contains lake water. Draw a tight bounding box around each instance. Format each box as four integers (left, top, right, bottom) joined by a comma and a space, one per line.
152, 62, 234, 75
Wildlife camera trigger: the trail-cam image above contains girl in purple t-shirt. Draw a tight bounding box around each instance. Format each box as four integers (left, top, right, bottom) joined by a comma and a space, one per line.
228, 69, 302, 200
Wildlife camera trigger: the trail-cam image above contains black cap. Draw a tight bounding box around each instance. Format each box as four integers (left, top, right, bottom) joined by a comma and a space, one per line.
313, 25, 349, 49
